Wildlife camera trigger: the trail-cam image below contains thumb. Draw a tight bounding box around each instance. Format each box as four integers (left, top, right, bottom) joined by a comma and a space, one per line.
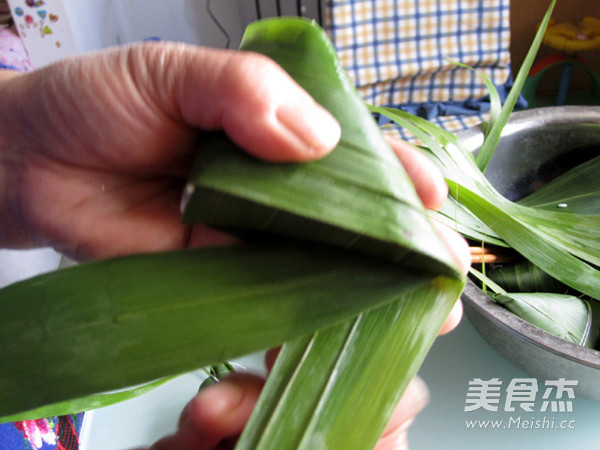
151, 373, 264, 450
145, 43, 341, 162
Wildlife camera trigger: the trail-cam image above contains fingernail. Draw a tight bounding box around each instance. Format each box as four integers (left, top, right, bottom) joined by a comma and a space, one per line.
276, 101, 341, 156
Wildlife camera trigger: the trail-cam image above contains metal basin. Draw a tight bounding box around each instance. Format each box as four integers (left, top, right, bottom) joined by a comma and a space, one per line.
458, 106, 600, 401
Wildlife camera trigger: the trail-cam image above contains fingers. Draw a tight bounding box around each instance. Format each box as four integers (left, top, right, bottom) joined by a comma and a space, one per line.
388, 138, 470, 335
152, 373, 264, 450
387, 138, 471, 272
433, 221, 471, 275
187, 224, 240, 249
265, 348, 280, 373
432, 221, 470, 335
155, 346, 433, 450
387, 138, 448, 210
376, 376, 430, 450
438, 300, 464, 335
136, 43, 341, 162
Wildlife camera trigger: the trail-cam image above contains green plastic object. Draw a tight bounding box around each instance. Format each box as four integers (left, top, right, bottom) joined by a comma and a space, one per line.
522, 54, 600, 107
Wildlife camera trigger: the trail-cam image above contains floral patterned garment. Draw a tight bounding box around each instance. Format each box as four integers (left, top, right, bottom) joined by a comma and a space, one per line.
0, 19, 32, 71
0, 415, 84, 450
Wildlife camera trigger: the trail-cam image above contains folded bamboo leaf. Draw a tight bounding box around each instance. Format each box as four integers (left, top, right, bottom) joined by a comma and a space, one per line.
487, 260, 570, 294
182, 18, 458, 277
518, 154, 600, 214
1, 15, 465, 440
494, 292, 594, 347
0, 243, 434, 418
237, 276, 464, 450
470, 267, 599, 348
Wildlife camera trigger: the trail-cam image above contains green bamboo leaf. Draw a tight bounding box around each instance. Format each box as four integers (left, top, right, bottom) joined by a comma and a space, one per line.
1, 377, 174, 423
0, 243, 434, 418
476, 0, 556, 173
469, 267, 598, 348
366, 106, 507, 247
487, 260, 570, 294
448, 180, 600, 300
369, 104, 465, 160
494, 292, 593, 347
417, 116, 600, 272
468, 266, 507, 296
445, 59, 502, 149
518, 154, 600, 214
182, 18, 459, 278
237, 276, 464, 450
1, 15, 466, 441
368, 106, 508, 249
435, 196, 506, 247
373, 7, 600, 300
507, 203, 600, 266
588, 301, 600, 349
369, 105, 486, 193
198, 362, 236, 391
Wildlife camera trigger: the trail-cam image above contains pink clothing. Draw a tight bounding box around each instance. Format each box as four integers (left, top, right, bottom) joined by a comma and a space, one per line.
0, 25, 32, 71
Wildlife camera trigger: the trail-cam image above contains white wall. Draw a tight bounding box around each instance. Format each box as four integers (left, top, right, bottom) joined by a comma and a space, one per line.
17, 0, 323, 67
64, 0, 324, 53
64, 0, 250, 53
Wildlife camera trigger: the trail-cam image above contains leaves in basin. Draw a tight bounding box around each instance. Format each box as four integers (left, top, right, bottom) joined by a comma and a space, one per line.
494, 292, 596, 347
486, 260, 570, 294
518, 154, 600, 215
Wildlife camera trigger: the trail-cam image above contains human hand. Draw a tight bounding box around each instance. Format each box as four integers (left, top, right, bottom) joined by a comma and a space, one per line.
0, 42, 469, 449
150, 139, 470, 450
149, 354, 431, 450
0, 42, 341, 259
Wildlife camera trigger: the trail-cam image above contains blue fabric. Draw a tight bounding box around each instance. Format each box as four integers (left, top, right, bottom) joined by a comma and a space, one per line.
0, 414, 84, 450
0, 62, 20, 71
378, 75, 528, 122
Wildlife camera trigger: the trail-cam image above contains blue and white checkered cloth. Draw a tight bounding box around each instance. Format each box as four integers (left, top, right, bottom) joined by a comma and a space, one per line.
324, 0, 521, 142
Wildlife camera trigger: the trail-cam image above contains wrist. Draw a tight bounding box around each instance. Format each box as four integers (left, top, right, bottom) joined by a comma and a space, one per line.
0, 69, 33, 248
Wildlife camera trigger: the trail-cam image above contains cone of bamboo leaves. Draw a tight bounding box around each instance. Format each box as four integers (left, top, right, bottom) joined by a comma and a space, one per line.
182, 18, 459, 276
